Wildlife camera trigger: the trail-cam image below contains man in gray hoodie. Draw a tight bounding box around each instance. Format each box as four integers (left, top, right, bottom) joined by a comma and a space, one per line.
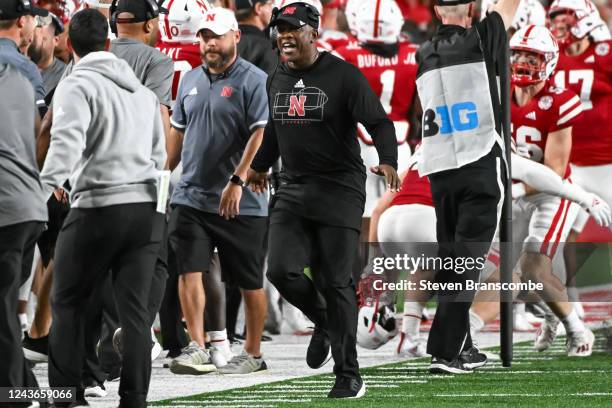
39, 9, 167, 407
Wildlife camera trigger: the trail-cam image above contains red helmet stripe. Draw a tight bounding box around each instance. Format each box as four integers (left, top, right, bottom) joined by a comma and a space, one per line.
164, 0, 177, 40
521, 24, 536, 44
373, 0, 382, 39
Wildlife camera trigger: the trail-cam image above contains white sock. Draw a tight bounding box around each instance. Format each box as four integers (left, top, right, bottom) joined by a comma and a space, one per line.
561, 309, 585, 334
209, 329, 227, 342
18, 313, 28, 331
469, 309, 485, 335
402, 302, 423, 338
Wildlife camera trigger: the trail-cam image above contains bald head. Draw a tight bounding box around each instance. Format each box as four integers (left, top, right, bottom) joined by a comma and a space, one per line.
434, 3, 474, 27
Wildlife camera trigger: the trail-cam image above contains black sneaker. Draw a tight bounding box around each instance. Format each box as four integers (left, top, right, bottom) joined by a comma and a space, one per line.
460, 346, 487, 369
306, 327, 331, 369
328, 376, 366, 399
23, 334, 48, 363
429, 356, 473, 374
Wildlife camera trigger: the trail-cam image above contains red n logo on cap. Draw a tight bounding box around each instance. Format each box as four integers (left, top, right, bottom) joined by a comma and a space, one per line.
283, 6, 297, 15
288, 95, 306, 117
207, 14, 216, 21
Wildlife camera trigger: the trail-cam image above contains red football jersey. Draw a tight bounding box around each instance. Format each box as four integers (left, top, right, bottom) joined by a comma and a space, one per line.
335, 41, 418, 145
553, 40, 612, 166
511, 81, 583, 178
317, 32, 357, 52
156, 41, 202, 106
390, 152, 433, 207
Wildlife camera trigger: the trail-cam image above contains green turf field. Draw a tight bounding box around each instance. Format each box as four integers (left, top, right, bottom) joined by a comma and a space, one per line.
151, 333, 611, 408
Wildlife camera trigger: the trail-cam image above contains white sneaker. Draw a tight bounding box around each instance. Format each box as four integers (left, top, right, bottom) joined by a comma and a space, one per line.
169, 341, 217, 375
151, 329, 162, 361
534, 317, 559, 352
567, 328, 595, 357
210, 340, 234, 368
281, 301, 313, 335
84, 385, 107, 398
514, 305, 535, 332
396, 333, 427, 357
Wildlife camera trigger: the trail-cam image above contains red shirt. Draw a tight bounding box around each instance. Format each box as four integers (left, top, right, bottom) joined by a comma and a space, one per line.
390, 153, 433, 207
511, 81, 582, 178
156, 41, 202, 106
335, 41, 418, 145
553, 40, 612, 166
396, 0, 432, 27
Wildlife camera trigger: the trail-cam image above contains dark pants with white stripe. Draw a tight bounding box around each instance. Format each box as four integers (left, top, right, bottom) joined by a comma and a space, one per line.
0, 221, 44, 399
48, 203, 164, 407
427, 144, 505, 361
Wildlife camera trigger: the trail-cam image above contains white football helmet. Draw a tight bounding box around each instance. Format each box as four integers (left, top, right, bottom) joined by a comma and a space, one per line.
510, 25, 559, 87
548, 0, 605, 45
348, 0, 403, 44
356, 304, 399, 350
159, 0, 211, 44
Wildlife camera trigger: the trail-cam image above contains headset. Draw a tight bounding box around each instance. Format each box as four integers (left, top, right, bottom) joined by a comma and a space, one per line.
109, 0, 162, 35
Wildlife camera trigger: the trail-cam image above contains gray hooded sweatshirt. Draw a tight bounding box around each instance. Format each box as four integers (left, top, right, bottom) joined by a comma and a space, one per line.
40, 52, 166, 208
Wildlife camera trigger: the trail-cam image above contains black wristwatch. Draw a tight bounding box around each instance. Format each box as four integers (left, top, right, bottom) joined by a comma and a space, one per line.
229, 174, 245, 187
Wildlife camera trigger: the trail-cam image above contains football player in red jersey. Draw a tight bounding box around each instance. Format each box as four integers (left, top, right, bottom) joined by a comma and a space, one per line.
508, 24, 599, 356
548, 0, 612, 330
156, 0, 210, 106
549, 0, 612, 225
335, 0, 416, 224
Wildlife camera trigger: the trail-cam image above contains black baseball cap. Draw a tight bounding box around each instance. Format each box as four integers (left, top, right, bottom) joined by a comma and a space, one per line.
269, 2, 319, 30
0, 0, 49, 20
435, 0, 474, 5
115, 0, 167, 22
235, 0, 269, 11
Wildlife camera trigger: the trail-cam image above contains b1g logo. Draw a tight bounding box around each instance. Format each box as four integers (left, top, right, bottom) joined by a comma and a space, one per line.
423, 102, 479, 137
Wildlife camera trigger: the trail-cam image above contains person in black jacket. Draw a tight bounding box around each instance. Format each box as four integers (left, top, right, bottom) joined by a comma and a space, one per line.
247, 2, 399, 399
235, 0, 278, 74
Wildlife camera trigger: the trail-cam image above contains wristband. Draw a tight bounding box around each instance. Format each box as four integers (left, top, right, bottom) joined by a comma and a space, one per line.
230, 174, 245, 187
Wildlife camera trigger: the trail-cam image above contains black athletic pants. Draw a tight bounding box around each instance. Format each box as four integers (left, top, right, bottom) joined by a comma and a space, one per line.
0, 221, 45, 401
267, 208, 360, 380
48, 203, 164, 407
426, 144, 505, 361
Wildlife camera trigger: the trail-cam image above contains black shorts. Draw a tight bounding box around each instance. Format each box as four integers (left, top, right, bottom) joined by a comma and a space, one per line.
168, 204, 268, 290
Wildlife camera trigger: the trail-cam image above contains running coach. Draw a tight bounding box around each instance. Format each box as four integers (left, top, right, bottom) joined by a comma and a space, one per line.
247, 1, 399, 399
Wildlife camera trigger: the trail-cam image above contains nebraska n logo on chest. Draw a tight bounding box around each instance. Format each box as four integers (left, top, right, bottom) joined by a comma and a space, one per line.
273, 87, 329, 123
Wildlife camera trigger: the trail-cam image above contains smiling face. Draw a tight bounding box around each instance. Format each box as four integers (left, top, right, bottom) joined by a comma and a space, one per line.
275, 21, 318, 68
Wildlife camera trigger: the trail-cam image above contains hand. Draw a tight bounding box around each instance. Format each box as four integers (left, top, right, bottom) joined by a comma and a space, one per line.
584, 193, 611, 227
246, 168, 269, 194
370, 164, 400, 192
219, 182, 242, 220
53, 187, 69, 204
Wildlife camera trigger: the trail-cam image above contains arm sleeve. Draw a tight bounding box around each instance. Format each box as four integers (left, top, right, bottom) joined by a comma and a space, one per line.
475, 12, 507, 64
245, 73, 269, 132
151, 98, 167, 171
145, 56, 173, 107
39, 80, 89, 197
345, 64, 398, 169
170, 77, 187, 129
